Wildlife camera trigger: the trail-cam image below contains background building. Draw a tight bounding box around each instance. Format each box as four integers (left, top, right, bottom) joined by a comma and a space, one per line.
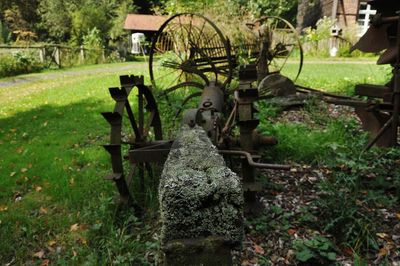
123, 14, 167, 54
297, 0, 376, 36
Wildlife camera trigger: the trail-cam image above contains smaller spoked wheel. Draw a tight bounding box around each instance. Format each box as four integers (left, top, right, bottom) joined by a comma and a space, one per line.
252, 16, 303, 82
149, 13, 233, 111
102, 76, 163, 213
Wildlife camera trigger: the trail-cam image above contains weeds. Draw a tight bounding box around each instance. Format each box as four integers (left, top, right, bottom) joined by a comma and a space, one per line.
293, 236, 337, 264
0, 51, 45, 78
81, 197, 160, 265
257, 87, 399, 262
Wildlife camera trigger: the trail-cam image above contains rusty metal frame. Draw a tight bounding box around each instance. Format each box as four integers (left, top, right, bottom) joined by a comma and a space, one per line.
104, 14, 304, 211
102, 75, 164, 214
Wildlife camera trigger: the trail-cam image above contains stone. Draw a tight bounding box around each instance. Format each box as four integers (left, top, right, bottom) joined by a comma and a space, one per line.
159, 125, 244, 246
258, 73, 297, 98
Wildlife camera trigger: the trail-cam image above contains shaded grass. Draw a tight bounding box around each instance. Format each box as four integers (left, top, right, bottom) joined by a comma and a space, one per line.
0, 65, 154, 263
257, 100, 368, 164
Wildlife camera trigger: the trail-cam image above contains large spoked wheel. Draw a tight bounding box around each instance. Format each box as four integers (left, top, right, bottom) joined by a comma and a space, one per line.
149, 13, 233, 108
253, 16, 303, 82
102, 76, 163, 214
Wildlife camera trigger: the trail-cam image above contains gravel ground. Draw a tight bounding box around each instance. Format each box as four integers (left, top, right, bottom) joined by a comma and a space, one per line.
0, 62, 145, 89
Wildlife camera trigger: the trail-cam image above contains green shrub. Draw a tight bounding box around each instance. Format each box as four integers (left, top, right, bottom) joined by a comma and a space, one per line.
293, 236, 337, 264
257, 100, 367, 164
0, 51, 45, 78
312, 148, 400, 255
82, 27, 104, 65
0, 20, 12, 44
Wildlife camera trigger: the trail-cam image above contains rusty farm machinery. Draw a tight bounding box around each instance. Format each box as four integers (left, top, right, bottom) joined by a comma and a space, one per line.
102, 14, 302, 213
101, 6, 400, 263
102, 10, 399, 209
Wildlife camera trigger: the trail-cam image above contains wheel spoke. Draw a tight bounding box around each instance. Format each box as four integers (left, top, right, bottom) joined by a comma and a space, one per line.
105, 78, 162, 212
125, 99, 141, 140
126, 164, 135, 188
253, 16, 303, 81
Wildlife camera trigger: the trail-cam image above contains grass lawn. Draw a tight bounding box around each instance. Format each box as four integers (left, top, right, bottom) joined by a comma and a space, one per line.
285, 58, 390, 94
0, 63, 155, 264
0, 58, 396, 264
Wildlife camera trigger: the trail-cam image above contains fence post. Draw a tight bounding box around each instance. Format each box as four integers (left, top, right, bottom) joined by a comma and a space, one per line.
80, 45, 85, 63
102, 46, 106, 62
54, 46, 61, 68
39, 47, 46, 63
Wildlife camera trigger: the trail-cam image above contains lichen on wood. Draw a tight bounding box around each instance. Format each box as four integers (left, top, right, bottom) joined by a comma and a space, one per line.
159, 125, 244, 246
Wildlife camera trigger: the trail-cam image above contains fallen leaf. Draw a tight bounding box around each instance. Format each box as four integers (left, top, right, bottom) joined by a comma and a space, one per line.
21, 168, 28, 173
288, 229, 297, 236
242, 257, 258, 266
396, 213, 400, 221
378, 247, 388, 257
72, 249, 77, 257
14, 195, 22, 202
10, 172, 16, 177
35, 186, 42, 192
70, 223, 79, 232
254, 244, 265, 255
377, 233, 389, 239
342, 247, 353, 256
77, 237, 87, 245
79, 224, 88, 231
39, 207, 47, 214
33, 250, 45, 259
47, 240, 56, 247
39, 259, 50, 266
0, 205, 8, 212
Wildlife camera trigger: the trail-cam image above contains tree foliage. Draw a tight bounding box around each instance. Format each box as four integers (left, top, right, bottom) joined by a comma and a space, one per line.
0, 0, 298, 44
246, 0, 298, 19
38, 0, 72, 41
161, 0, 298, 22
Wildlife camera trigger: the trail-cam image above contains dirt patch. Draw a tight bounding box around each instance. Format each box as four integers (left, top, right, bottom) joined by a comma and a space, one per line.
241, 104, 400, 265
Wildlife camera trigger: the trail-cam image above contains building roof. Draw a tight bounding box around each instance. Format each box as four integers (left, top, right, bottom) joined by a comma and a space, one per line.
124, 14, 168, 31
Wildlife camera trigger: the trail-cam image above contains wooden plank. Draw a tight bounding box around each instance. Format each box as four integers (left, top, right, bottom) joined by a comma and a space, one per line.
355, 83, 391, 98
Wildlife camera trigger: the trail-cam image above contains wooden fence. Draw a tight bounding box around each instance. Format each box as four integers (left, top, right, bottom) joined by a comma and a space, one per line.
0, 44, 127, 68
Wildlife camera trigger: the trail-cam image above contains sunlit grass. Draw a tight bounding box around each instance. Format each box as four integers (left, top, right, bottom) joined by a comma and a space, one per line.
284, 60, 390, 94
0, 64, 150, 262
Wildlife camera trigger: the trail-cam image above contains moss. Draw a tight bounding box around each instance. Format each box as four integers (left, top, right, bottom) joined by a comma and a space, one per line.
159, 125, 244, 245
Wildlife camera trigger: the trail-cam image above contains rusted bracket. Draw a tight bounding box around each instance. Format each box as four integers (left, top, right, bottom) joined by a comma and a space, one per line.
218, 150, 290, 170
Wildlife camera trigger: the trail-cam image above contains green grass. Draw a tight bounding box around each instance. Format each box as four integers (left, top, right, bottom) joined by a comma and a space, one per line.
0, 58, 395, 264
282, 60, 390, 94
0, 63, 156, 263
259, 59, 390, 164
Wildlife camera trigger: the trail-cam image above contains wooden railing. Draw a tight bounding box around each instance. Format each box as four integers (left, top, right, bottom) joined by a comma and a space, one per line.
0, 44, 126, 68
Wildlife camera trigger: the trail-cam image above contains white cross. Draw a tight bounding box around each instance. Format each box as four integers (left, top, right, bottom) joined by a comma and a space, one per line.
358, 3, 376, 36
